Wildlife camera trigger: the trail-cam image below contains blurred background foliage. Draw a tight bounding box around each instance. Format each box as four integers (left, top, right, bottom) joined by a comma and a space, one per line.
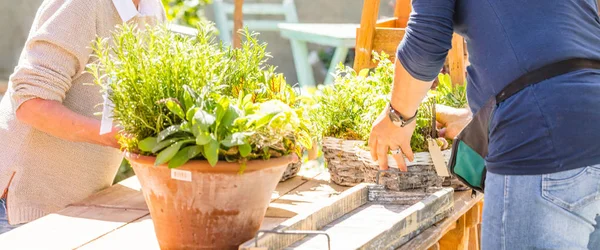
162, 0, 212, 26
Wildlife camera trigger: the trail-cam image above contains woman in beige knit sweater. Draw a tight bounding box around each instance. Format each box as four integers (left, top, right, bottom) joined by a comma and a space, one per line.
0, 0, 165, 233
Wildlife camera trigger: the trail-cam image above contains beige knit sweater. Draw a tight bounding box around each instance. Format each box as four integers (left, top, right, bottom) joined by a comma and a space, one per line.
0, 0, 165, 224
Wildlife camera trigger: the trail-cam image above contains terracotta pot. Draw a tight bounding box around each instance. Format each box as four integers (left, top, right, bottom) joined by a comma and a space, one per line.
126, 153, 293, 250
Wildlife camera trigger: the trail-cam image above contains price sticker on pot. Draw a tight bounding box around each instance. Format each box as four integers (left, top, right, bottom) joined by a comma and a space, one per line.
427, 138, 450, 177
171, 169, 192, 182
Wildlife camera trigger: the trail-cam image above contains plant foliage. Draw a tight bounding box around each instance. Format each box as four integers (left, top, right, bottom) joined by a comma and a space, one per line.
162, 0, 212, 26
89, 22, 313, 170
311, 53, 467, 152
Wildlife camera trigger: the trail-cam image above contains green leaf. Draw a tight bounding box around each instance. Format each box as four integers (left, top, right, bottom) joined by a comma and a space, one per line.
221, 105, 241, 129
196, 132, 212, 145
239, 143, 251, 157
193, 109, 216, 132
168, 145, 196, 169
188, 145, 203, 159
358, 68, 370, 78
221, 132, 253, 147
183, 87, 195, 111
180, 121, 192, 133
186, 107, 199, 123
157, 124, 182, 142
155, 141, 185, 166
204, 139, 220, 167
152, 138, 180, 154
215, 97, 230, 124
138, 137, 157, 152
166, 99, 185, 119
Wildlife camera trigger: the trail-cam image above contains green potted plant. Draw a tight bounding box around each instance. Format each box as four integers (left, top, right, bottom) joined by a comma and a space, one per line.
89, 22, 313, 250
311, 53, 467, 190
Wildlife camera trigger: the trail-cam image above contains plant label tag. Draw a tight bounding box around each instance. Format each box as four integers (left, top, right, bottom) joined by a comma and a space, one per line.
171, 169, 192, 182
428, 138, 450, 177
99, 87, 114, 135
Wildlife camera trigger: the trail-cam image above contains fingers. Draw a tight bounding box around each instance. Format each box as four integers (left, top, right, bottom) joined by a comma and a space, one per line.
369, 135, 378, 161
391, 149, 407, 172
401, 139, 414, 162
376, 143, 389, 170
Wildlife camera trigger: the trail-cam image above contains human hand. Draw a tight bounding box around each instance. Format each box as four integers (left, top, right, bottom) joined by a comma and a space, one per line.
369, 108, 415, 171
436, 104, 472, 139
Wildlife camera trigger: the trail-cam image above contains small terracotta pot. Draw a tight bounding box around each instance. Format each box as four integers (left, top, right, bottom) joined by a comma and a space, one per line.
126, 153, 293, 250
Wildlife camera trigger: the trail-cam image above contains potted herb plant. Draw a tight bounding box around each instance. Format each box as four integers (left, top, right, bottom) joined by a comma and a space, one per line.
89, 22, 313, 250
311, 53, 467, 190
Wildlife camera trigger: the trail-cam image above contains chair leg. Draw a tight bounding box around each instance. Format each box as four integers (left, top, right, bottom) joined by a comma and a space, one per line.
289, 39, 316, 88
324, 47, 349, 85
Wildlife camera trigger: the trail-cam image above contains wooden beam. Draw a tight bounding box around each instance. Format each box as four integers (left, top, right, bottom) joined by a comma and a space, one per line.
372, 27, 406, 58
376, 17, 399, 28
0, 206, 148, 250
353, 0, 380, 72
239, 184, 370, 250
233, 0, 244, 49
447, 34, 466, 85
397, 192, 484, 250
394, 0, 412, 28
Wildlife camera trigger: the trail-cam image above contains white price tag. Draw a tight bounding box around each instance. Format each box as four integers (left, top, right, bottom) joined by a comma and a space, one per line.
99, 89, 114, 135
428, 138, 450, 177
171, 169, 192, 182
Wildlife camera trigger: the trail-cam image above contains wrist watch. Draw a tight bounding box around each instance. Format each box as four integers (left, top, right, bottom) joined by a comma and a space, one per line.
387, 103, 418, 127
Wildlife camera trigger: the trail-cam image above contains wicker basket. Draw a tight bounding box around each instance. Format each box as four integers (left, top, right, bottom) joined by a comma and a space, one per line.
280, 161, 302, 182
323, 137, 468, 191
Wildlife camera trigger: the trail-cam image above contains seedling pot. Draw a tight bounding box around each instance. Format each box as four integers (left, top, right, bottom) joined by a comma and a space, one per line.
126, 153, 293, 250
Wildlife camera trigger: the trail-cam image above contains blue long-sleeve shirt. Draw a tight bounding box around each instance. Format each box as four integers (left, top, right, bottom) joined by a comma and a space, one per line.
397, 0, 600, 175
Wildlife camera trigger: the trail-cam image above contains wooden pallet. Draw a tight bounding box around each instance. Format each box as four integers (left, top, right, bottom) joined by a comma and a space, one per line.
239, 185, 454, 250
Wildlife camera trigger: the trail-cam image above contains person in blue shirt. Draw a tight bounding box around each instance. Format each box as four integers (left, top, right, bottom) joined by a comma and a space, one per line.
369, 0, 600, 249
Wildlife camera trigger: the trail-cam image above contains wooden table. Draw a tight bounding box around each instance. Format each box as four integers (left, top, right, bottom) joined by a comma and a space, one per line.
278, 23, 357, 87
0, 168, 482, 250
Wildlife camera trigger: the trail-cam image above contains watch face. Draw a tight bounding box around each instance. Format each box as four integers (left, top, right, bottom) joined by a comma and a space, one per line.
388, 111, 403, 126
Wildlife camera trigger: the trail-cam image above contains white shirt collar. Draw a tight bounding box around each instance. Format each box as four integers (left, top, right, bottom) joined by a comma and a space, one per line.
112, 0, 162, 22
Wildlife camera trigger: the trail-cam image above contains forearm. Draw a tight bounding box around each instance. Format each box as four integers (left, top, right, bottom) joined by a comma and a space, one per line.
389, 59, 434, 118
15, 98, 119, 148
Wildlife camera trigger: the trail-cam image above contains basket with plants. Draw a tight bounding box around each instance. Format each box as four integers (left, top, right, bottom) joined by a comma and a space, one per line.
89, 22, 315, 250
311, 53, 468, 191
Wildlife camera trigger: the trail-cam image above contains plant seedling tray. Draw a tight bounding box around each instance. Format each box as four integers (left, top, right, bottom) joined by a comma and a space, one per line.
239, 183, 454, 250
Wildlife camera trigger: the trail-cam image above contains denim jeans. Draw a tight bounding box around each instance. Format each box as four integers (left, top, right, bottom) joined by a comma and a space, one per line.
0, 198, 20, 235
482, 165, 600, 250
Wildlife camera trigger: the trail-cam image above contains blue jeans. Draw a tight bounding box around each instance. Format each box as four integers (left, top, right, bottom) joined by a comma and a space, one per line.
482, 165, 600, 250
0, 198, 20, 235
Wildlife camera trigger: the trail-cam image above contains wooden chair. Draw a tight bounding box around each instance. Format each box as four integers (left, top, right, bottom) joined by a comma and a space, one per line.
354, 0, 466, 85
212, 0, 298, 44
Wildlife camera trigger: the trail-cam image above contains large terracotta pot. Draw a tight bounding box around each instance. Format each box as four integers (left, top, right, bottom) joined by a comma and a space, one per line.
126, 153, 293, 250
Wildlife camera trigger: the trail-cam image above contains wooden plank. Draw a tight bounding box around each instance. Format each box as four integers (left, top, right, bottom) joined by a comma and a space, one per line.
239, 184, 370, 250
448, 34, 466, 85
77, 215, 287, 250
289, 188, 454, 249
376, 17, 398, 28
353, 0, 381, 71
71, 177, 147, 210
397, 191, 484, 250
0, 206, 148, 250
266, 172, 351, 218
372, 28, 405, 57
394, 0, 412, 28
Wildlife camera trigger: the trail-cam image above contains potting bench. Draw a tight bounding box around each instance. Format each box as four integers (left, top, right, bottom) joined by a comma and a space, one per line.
0, 166, 483, 249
